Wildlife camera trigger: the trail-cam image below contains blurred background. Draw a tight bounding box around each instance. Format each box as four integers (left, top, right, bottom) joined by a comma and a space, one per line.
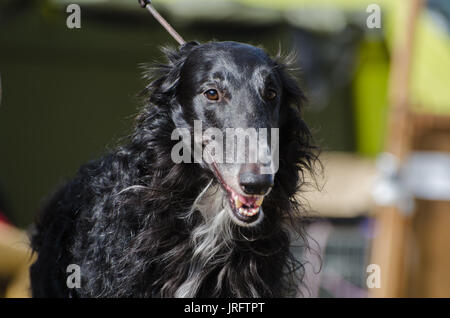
0, 0, 449, 297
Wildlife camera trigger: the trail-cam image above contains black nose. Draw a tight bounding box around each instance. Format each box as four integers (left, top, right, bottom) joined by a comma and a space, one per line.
239, 167, 274, 195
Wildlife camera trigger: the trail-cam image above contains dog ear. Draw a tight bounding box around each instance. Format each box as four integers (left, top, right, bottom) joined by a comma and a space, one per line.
142, 41, 200, 106
274, 59, 307, 142
163, 41, 200, 64
178, 41, 200, 57
274, 59, 317, 196
274, 58, 306, 113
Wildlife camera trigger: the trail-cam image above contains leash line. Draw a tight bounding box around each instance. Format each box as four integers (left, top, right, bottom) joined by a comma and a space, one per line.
138, 0, 186, 46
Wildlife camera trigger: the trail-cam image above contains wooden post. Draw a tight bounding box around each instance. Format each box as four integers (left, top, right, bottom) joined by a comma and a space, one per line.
369, 0, 424, 298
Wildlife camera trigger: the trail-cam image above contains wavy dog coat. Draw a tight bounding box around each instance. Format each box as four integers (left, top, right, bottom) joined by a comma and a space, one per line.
30, 41, 317, 297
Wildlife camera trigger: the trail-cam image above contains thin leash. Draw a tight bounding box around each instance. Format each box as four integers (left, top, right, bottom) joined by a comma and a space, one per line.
138, 0, 186, 46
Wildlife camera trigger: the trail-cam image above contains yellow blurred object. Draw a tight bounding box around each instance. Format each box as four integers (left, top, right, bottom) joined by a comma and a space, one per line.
0, 222, 34, 298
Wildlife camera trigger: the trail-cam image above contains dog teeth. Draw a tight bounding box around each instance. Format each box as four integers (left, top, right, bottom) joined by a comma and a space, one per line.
231, 192, 263, 218
238, 207, 260, 217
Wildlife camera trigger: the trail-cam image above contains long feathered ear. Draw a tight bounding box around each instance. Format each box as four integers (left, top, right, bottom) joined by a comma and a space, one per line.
274, 52, 306, 113
274, 56, 319, 198
141, 41, 200, 106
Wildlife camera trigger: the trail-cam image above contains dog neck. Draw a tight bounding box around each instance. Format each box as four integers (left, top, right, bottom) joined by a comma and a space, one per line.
172, 181, 234, 297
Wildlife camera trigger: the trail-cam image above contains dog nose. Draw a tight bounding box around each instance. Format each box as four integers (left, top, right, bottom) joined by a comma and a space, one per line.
238, 166, 274, 195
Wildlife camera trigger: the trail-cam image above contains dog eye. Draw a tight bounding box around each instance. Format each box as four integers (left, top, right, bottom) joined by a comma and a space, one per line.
265, 89, 277, 100
204, 89, 219, 101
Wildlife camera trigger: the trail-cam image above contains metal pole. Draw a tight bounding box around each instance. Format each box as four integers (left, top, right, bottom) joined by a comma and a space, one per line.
139, 0, 186, 46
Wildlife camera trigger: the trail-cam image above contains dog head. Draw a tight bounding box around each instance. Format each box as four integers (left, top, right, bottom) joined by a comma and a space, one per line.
144, 41, 311, 227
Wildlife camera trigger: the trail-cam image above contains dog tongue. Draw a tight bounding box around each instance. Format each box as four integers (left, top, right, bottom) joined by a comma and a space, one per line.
239, 195, 257, 206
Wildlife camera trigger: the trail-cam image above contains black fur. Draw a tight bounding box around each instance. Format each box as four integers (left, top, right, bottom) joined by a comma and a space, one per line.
30, 41, 318, 297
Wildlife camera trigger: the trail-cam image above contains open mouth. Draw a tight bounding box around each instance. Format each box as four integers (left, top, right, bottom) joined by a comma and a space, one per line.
209, 162, 264, 225
226, 187, 263, 223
